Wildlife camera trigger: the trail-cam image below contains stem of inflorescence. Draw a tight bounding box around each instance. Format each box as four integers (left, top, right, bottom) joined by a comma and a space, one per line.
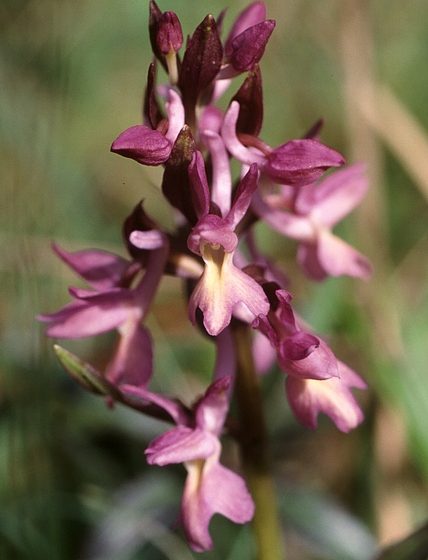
232, 321, 285, 560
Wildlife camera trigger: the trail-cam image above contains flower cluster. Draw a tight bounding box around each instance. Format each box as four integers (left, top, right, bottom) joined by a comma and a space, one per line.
39, 1, 370, 552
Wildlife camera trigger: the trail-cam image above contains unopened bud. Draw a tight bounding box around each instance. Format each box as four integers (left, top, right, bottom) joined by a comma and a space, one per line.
156, 11, 183, 55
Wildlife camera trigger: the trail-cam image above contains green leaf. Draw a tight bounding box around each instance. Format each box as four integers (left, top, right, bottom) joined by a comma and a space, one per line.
376, 522, 428, 560
53, 344, 117, 397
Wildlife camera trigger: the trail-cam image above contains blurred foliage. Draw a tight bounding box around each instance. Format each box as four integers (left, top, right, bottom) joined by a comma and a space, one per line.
1, 0, 428, 558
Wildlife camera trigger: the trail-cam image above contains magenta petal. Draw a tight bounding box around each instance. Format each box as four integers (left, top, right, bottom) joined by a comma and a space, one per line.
111, 125, 171, 165
38, 298, 131, 339
67, 286, 130, 303
199, 106, 223, 135
265, 139, 345, 186
188, 151, 210, 218
182, 460, 254, 552
297, 164, 368, 227
202, 131, 232, 217
105, 323, 153, 388
222, 101, 266, 165
280, 339, 339, 380
165, 89, 185, 144
252, 314, 279, 347
286, 375, 365, 432
224, 1, 266, 57
188, 214, 238, 255
338, 360, 368, 390
281, 331, 320, 361
203, 463, 255, 523
252, 190, 314, 240
146, 427, 217, 466
316, 230, 372, 279
297, 242, 329, 281
275, 289, 298, 331
195, 376, 231, 434
52, 244, 130, 289
226, 163, 259, 228
230, 20, 276, 71
189, 251, 269, 336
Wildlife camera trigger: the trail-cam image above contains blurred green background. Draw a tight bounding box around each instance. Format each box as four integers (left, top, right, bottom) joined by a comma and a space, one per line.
1, 0, 428, 558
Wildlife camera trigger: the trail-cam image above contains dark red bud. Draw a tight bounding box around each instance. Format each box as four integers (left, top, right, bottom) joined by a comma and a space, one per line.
149, 1, 163, 55
156, 11, 183, 55
179, 15, 223, 121
230, 19, 275, 71
162, 126, 197, 223
143, 62, 164, 129
231, 65, 263, 136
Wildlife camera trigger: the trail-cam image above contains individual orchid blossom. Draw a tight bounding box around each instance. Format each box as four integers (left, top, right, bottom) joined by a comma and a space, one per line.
253, 288, 339, 381
253, 163, 372, 280
222, 100, 345, 186
252, 286, 366, 430
40, 2, 372, 554
286, 361, 367, 432
110, 88, 185, 166
145, 376, 254, 552
38, 230, 168, 388
187, 153, 269, 336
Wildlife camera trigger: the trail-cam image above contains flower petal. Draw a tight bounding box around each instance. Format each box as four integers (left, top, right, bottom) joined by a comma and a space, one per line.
230, 20, 275, 71
286, 375, 365, 432
316, 229, 372, 279
281, 331, 320, 361
296, 164, 369, 227
226, 163, 259, 228
280, 338, 339, 380
189, 251, 269, 336
222, 101, 266, 166
182, 459, 254, 552
224, 1, 266, 57
265, 139, 344, 186
38, 297, 132, 339
297, 242, 329, 281
165, 88, 185, 144
129, 229, 166, 250
146, 427, 217, 466
188, 151, 211, 218
52, 244, 131, 290
202, 131, 232, 217
252, 190, 314, 240
195, 376, 231, 434
105, 322, 153, 388
111, 125, 171, 166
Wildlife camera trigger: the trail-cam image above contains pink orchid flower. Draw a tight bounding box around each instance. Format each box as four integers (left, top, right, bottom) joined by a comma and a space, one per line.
145, 377, 254, 552
253, 164, 372, 279
187, 153, 269, 336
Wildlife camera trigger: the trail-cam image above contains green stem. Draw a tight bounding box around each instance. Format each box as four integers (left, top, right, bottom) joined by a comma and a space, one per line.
232, 322, 285, 560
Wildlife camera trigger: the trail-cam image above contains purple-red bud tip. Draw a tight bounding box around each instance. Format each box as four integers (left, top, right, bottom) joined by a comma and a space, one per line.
111, 125, 171, 166
156, 11, 183, 54
230, 19, 276, 71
